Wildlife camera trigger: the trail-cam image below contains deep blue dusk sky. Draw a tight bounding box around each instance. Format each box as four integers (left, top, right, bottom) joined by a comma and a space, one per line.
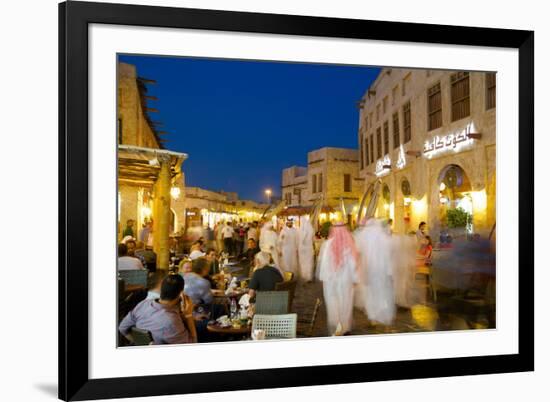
119, 55, 380, 202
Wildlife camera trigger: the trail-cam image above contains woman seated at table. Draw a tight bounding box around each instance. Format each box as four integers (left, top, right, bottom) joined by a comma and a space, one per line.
248, 251, 284, 300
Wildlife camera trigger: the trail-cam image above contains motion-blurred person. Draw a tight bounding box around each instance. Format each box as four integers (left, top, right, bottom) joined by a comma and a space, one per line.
298, 217, 315, 282
354, 219, 395, 326
317, 223, 359, 335
221, 221, 235, 255
259, 222, 280, 267
278, 219, 299, 275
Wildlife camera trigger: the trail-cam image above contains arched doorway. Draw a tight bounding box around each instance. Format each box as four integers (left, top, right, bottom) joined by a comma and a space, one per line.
438, 164, 473, 238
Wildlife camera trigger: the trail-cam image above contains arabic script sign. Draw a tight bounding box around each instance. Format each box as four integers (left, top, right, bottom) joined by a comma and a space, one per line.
423, 122, 476, 158
375, 155, 391, 176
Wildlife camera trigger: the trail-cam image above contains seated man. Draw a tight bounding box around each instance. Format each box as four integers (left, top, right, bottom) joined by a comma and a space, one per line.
117, 243, 145, 271
239, 238, 260, 277
182, 258, 214, 306
189, 241, 206, 260
119, 274, 197, 344
205, 248, 219, 276
248, 251, 284, 299
134, 241, 157, 272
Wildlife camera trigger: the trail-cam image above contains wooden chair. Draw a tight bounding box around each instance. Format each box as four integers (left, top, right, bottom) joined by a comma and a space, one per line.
275, 278, 297, 310
415, 264, 435, 302
130, 327, 153, 345
255, 291, 289, 314
297, 298, 322, 337
252, 314, 297, 339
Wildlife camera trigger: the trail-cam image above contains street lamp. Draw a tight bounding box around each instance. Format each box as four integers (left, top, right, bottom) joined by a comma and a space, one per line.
264, 188, 272, 204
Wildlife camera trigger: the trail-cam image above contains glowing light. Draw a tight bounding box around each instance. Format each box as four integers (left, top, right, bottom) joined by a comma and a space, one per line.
440, 196, 448, 204
440, 182, 446, 191
404, 197, 411, 206
383, 203, 390, 211
412, 197, 428, 216
470, 190, 487, 212
320, 212, 327, 221
170, 186, 181, 200
141, 206, 152, 217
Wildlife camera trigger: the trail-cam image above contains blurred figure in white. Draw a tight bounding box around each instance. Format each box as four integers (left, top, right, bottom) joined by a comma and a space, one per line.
391, 234, 417, 308
318, 224, 359, 335
278, 219, 299, 275
259, 221, 280, 268
297, 217, 315, 282
354, 219, 395, 326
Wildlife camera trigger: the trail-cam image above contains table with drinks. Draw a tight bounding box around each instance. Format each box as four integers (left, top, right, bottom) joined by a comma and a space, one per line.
207, 255, 254, 339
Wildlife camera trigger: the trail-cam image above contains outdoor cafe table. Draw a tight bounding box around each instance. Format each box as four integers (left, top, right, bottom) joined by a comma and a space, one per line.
206, 321, 252, 338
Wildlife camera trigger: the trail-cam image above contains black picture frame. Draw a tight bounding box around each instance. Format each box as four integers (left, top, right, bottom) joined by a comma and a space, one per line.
59, 1, 534, 400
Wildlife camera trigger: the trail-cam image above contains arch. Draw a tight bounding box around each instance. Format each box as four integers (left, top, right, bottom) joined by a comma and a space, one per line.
436, 164, 474, 237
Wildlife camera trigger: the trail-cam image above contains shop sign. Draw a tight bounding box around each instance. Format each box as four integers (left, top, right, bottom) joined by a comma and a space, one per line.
375, 155, 391, 176
423, 122, 476, 158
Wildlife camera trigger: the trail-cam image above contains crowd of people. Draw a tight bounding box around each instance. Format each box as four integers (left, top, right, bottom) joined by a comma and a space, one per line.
117, 215, 437, 345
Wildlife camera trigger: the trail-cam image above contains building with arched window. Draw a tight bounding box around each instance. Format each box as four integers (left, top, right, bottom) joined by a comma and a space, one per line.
357, 68, 496, 238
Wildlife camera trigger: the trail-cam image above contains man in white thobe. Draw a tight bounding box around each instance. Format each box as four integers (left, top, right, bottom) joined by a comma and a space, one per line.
259, 222, 280, 268
297, 218, 315, 281
354, 219, 396, 326
278, 219, 299, 275
317, 224, 358, 335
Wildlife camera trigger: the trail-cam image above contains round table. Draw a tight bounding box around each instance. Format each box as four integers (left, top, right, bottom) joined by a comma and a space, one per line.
206, 322, 251, 340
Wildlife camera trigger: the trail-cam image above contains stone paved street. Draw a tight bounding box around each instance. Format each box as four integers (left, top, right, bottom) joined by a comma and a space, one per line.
291, 273, 495, 338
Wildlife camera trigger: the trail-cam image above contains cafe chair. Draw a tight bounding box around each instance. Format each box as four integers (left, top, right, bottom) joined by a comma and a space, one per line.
297, 298, 322, 337
130, 327, 153, 346
252, 314, 297, 339
255, 291, 289, 314
275, 277, 297, 310
119, 269, 148, 287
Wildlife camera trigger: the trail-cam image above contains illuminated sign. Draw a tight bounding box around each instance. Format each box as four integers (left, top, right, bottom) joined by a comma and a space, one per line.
396, 145, 406, 169
375, 155, 391, 176
423, 122, 476, 158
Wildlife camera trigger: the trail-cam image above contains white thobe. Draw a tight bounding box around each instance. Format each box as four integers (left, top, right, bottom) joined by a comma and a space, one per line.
278, 226, 299, 275
317, 239, 358, 334
297, 220, 315, 281
259, 226, 280, 267
354, 221, 396, 326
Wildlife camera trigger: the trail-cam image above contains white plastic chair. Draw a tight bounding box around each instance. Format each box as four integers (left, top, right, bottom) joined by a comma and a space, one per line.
252, 314, 297, 339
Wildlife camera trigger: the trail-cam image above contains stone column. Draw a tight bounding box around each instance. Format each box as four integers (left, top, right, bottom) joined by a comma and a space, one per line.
153, 156, 172, 270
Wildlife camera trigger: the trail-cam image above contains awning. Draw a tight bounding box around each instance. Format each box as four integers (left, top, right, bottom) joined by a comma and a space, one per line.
118, 144, 188, 188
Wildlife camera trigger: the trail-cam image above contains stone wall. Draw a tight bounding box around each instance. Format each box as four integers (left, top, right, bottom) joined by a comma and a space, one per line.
358, 68, 496, 236
117, 62, 160, 149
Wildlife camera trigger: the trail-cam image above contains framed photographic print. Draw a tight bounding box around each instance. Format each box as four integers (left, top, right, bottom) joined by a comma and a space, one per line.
59, 1, 534, 400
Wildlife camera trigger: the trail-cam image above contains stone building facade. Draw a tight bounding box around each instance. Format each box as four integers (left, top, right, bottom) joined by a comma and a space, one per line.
117, 63, 161, 149
358, 68, 496, 237
185, 187, 268, 228
281, 147, 363, 224
281, 166, 308, 206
